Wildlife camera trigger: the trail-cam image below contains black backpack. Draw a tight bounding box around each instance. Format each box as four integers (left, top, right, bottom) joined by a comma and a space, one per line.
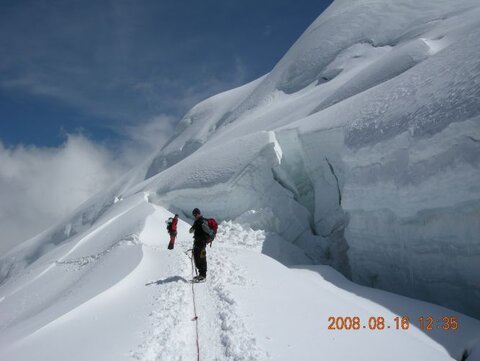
166, 218, 173, 232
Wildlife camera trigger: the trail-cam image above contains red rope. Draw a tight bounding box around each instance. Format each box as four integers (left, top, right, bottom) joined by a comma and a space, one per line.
187, 250, 200, 361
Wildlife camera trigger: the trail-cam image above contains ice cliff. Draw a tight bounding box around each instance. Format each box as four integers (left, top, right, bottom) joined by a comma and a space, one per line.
2, 0, 479, 318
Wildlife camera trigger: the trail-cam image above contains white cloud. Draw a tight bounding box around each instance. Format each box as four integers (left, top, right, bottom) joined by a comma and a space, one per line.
116, 114, 176, 167
124, 115, 176, 152
0, 134, 127, 255
0, 115, 179, 256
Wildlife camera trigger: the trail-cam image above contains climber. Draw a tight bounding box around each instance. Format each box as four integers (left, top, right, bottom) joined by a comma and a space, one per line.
189, 208, 214, 282
167, 214, 179, 250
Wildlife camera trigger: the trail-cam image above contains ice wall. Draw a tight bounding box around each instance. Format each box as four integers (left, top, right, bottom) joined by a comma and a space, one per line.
126, 0, 480, 317
3, 0, 479, 320
342, 115, 480, 317
134, 0, 480, 317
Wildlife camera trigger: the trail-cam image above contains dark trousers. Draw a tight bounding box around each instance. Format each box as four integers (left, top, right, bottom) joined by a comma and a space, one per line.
193, 242, 207, 277
168, 232, 177, 249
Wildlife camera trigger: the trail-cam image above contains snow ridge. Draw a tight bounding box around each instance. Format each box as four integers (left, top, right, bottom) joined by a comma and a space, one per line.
2, 0, 480, 359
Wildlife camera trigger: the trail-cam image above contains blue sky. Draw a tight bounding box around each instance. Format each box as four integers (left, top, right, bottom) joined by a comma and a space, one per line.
0, 0, 332, 148
0, 0, 333, 251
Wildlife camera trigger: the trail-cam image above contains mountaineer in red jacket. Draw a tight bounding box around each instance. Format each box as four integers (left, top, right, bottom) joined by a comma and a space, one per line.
167, 214, 179, 250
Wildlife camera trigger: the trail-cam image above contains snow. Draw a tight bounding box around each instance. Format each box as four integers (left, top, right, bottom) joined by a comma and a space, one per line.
1, 0, 480, 358
120, 0, 480, 318
1, 202, 479, 361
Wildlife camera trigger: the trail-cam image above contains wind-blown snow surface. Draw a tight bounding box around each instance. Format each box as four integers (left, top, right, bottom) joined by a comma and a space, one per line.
1, 0, 480, 359
1, 202, 479, 361
141, 0, 480, 318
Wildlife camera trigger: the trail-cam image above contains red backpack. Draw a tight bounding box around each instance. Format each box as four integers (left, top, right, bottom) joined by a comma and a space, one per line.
206, 218, 218, 242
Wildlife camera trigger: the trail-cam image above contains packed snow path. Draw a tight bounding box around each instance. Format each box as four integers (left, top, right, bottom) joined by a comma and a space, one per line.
134, 205, 267, 361
1, 199, 479, 361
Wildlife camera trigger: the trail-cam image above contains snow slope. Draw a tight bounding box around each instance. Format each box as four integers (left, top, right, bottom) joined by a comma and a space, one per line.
1, 0, 480, 359
129, 0, 480, 318
1, 200, 479, 361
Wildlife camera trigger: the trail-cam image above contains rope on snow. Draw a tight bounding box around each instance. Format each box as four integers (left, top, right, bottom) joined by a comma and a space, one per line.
185, 249, 200, 361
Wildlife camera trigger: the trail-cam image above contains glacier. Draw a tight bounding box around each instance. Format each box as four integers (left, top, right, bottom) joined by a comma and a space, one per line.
1, 0, 480, 359
139, 0, 480, 318
2, 0, 479, 318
